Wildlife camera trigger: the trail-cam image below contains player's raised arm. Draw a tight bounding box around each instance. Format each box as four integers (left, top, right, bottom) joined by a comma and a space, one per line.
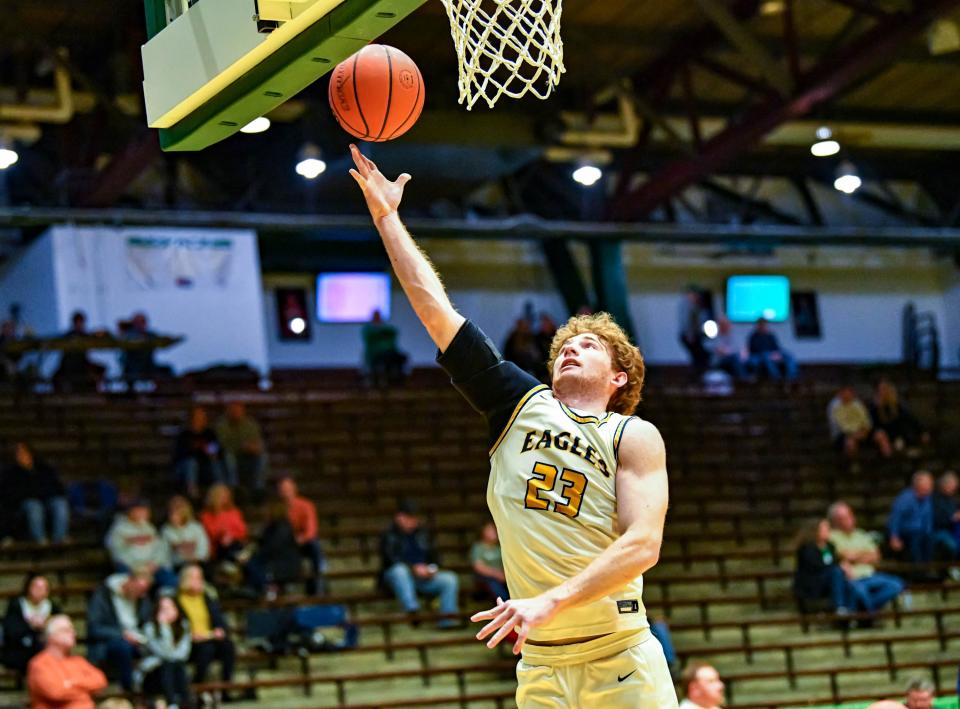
472, 419, 669, 654
349, 144, 465, 351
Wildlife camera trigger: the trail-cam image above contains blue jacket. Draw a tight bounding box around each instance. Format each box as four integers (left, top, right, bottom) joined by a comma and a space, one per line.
888, 488, 933, 538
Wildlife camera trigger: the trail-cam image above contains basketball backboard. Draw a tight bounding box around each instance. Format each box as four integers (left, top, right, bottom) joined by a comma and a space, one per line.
141, 0, 428, 151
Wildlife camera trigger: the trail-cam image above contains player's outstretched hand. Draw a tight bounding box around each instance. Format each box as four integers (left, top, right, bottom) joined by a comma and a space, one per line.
349, 143, 411, 222
471, 594, 560, 655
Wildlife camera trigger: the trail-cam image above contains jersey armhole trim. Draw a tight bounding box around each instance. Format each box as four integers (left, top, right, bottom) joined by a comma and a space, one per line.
613, 416, 638, 465
488, 384, 550, 457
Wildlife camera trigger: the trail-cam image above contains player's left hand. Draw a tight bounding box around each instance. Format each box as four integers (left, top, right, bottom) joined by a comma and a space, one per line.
471, 594, 560, 655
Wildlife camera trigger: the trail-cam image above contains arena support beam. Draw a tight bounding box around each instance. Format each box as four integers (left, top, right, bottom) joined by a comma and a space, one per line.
610, 0, 960, 221
540, 241, 592, 316
589, 241, 637, 341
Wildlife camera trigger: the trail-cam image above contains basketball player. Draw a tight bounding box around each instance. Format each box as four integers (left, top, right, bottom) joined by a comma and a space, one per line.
349, 145, 676, 708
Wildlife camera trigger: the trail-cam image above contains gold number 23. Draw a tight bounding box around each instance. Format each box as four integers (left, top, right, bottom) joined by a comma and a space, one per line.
524, 462, 588, 518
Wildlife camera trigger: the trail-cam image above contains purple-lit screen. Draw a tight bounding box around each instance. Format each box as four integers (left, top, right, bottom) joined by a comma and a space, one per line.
316, 272, 391, 323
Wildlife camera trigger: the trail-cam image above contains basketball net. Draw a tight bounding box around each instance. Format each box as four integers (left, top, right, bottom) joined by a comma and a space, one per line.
440, 0, 565, 110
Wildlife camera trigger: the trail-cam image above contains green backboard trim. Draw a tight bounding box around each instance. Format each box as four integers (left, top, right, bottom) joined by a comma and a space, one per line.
156, 0, 428, 151
143, 0, 168, 41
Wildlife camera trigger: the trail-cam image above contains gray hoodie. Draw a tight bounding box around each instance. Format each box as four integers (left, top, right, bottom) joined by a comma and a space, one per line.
106, 515, 171, 570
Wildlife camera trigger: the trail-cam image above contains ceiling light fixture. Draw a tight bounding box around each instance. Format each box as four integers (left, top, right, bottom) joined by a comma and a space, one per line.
811, 126, 840, 157
833, 160, 862, 194
295, 143, 326, 180
240, 116, 271, 134
572, 165, 602, 187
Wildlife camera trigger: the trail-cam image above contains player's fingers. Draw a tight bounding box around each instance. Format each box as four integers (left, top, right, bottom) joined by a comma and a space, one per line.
486, 616, 519, 649
470, 605, 500, 622
348, 169, 366, 188
512, 625, 529, 655
348, 145, 368, 176
476, 607, 513, 641
396, 173, 412, 187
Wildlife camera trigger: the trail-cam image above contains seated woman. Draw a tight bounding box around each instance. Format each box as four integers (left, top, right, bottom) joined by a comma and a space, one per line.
140, 594, 192, 709
176, 565, 235, 688
244, 500, 302, 599
869, 378, 930, 452
794, 518, 855, 614
161, 496, 210, 571
2, 573, 60, 673
470, 522, 508, 602
199, 484, 248, 572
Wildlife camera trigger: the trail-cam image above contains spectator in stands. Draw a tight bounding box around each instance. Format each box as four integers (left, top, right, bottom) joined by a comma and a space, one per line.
2, 573, 61, 674
86, 570, 153, 691
793, 518, 855, 614
932, 471, 959, 563
172, 406, 225, 499
277, 476, 327, 595
27, 614, 107, 709
828, 501, 906, 616
7, 441, 70, 544
53, 310, 106, 391
471, 521, 507, 602
216, 401, 267, 495
888, 471, 937, 566
534, 313, 558, 380
140, 594, 192, 709
119, 312, 173, 382
904, 677, 935, 709
379, 500, 459, 628
105, 499, 177, 589
679, 661, 725, 709
828, 385, 893, 459
246, 498, 302, 598
503, 317, 542, 376
747, 318, 798, 382
176, 564, 235, 687
709, 316, 746, 381
870, 378, 930, 453
361, 309, 407, 386
678, 285, 710, 374
161, 496, 210, 571
199, 484, 248, 568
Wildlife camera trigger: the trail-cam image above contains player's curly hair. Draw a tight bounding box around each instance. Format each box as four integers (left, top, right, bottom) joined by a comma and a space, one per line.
546, 312, 645, 416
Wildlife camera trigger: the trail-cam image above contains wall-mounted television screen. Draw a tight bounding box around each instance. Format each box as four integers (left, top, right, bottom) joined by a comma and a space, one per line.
726, 275, 790, 323
316, 272, 390, 323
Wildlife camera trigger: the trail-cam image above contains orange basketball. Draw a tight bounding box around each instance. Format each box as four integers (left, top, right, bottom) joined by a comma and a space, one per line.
328, 44, 425, 142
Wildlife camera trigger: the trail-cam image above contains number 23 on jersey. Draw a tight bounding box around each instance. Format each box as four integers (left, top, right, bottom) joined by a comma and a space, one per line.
524, 462, 588, 519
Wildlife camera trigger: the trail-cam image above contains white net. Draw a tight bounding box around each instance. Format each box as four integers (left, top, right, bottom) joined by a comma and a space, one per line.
439, 0, 565, 110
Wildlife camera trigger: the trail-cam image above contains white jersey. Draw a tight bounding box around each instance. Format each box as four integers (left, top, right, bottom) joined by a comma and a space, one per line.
487, 384, 649, 641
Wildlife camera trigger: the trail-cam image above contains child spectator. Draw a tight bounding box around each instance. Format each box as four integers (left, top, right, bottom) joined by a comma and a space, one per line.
161, 496, 210, 570
2, 573, 61, 674
471, 522, 508, 602
140, 595, 192, 709
105, 500, 176, 589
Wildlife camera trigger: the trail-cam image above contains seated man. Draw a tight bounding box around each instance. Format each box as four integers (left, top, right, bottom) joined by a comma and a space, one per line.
172, 406, 225, 498
888, 471, 936, 566
379, 500, 458, 628
904, 677, 935, 709
277, 476, 327, 595
216, 402, 267, 494
709, 316, 745, 380
361, 310, 407, 386
6, 441, 70, 544
53, 310, 106, 391
28, 615, 107, 709
747, 318, 798, 382
828, 385, 892, 459
828, 501, 905, 615
105, 500, 176, 589
86, 571, 153, 692
932, 471, 959, 562
119, 312, 173, 381
679, 662, 725, 709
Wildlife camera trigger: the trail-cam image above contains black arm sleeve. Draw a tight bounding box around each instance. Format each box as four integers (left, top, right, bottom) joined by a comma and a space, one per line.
437, 320, 543, 449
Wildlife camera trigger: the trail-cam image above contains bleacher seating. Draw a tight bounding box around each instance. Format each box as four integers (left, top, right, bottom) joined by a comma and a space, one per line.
0, 372, 958, 707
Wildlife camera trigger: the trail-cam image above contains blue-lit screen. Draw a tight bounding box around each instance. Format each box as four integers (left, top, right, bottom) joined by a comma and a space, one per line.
316, 272, 391, 323
726, 275, 790, 323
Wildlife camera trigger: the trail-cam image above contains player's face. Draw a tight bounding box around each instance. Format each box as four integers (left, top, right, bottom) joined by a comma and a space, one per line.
552, 333, 623, 401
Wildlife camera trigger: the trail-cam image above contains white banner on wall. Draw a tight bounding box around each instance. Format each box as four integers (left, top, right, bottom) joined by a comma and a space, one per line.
125, 235, 233, 290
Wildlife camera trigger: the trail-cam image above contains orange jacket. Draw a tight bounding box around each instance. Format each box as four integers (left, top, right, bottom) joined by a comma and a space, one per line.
200, 508, 248, 553
287, 496, 318, 543
27, 650, 107, 709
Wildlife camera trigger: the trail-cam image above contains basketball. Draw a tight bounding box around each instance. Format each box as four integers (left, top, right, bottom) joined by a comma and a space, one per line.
328, 44, 425, 142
